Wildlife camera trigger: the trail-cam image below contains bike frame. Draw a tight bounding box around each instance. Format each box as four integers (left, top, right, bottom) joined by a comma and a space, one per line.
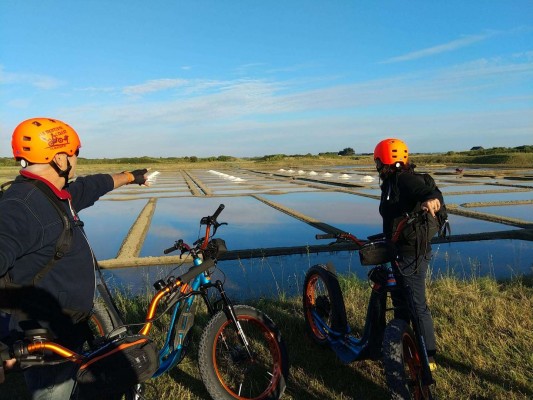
150, 264, 246, 377
134, 206, 251, 378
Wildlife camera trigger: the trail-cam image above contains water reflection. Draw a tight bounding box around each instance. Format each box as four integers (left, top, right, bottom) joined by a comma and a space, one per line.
85, 167, 533, 299
104, 239, 533, 301
469, 204, 533, 222
140, 196, 321, 257
82, 199, 146, 259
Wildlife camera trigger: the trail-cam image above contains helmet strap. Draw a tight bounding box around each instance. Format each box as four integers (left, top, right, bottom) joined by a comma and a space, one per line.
49, 158, 72, 185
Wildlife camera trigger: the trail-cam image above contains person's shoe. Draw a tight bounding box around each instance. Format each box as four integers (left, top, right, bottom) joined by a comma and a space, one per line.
428, 356, 437, 372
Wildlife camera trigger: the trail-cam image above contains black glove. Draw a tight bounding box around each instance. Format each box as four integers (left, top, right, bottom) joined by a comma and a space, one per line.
127, 169, 147, 185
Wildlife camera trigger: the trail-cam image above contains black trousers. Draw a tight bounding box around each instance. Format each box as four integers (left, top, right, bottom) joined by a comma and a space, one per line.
391, 253, 437, 356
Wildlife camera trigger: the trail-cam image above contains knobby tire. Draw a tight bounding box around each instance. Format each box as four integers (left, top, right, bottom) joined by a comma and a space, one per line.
198, 305, 289, 400
382, 319, 433, 400
302, 264, 348, 345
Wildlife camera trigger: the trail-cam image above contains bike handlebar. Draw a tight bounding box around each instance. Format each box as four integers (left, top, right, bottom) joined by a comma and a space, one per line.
0, 338, 83, 369
163, 239, 187, 255
165, 205, 226, 256
315, 232, 366, 247
316, 210, 431, 246
163, 245, 178, 255
212, 204, 225, 220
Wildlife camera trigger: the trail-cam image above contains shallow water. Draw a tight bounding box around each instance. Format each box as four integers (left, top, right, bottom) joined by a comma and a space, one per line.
79, 167, 533, 299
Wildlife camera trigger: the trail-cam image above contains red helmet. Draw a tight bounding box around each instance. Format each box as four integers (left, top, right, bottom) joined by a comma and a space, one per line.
12, 118, 81, 163
373, 138, 408, 165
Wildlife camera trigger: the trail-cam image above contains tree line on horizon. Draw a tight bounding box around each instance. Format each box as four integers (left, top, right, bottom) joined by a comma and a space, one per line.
0, 145, 531, 166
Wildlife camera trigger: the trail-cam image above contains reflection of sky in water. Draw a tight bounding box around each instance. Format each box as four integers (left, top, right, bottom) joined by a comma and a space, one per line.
440, 184, 522, 192
212, 187, 318, 195
502, 181, 533, 187
263, 192, 382, 237
84, 167, 533, 299
140, 197, 321, 257
430, 240, 533, 279
445, 191, 533, 204
444, 214, 511, 234
80, 199, 147, 259
106, 239, 533, 300
470, 204, 533, 222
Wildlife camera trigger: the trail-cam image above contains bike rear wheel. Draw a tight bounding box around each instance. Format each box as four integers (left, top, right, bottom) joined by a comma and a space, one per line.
383, 319, 433, 400
302, 264, 348, 345
198, 305, 289, 400
89, 300, 116, 338
84, 302, 143, 400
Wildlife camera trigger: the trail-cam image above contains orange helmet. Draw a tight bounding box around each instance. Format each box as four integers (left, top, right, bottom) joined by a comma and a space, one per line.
12, 118, 81, 163
373, 138, 408, 166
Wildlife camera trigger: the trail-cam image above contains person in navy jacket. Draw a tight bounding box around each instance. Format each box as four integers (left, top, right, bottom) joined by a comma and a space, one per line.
0, 117, 149, 399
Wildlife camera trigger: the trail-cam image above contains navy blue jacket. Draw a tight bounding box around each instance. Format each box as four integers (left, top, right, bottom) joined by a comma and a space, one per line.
0, 172, 114, 320
379, 170, 444, 254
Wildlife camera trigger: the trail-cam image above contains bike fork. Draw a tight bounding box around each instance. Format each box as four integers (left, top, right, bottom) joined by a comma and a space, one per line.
213, 280, 253, 357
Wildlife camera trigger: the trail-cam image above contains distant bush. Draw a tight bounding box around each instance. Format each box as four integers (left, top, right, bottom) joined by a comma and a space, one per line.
0, 158, 17, 167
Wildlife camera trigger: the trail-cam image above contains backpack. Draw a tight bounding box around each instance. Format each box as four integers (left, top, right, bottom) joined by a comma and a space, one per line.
0, 179, 73, 315
391, 172, 451, 257
419, 173, 451, 239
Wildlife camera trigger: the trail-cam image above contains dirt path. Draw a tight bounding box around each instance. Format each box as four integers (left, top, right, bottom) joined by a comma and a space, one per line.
116, 198, 158, 258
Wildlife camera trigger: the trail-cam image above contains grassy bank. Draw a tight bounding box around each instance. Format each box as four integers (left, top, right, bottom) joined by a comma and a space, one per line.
3, 275, 531, 399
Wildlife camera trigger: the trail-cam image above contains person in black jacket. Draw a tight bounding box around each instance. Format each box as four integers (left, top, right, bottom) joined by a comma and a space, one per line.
0, 117, 150, 399
374, 138, 443, 371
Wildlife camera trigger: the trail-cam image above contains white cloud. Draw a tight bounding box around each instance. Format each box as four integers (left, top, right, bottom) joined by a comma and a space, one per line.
122, 78, 188, 96
382, 32, 494, 64
0, 66, 63, 89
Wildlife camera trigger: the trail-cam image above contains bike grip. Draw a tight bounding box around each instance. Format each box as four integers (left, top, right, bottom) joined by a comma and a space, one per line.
316, 233, 337, 240
212, 204, 225, 220
163, 245, 177, 254
178, 258, 215, 284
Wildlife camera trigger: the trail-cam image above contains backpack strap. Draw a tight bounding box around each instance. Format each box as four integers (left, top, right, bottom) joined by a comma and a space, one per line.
28, 179, 73, 285
0, 181, 14, 193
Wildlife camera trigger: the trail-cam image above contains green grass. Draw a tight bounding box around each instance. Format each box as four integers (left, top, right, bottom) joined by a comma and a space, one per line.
3, 274, 532, 400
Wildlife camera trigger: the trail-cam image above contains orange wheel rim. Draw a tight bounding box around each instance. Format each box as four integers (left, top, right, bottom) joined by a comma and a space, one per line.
212, 316, 282, 399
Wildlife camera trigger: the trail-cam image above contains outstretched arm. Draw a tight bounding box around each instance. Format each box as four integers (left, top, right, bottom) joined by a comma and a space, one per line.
111, 169, 149, 189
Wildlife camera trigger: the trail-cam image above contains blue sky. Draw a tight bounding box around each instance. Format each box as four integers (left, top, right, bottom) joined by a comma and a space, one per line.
1, 1, 532, 158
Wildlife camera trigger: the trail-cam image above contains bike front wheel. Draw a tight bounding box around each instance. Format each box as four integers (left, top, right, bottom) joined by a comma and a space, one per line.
382, 319, 433, 400
302, 264, 348, 345
198, 305, 289, 400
